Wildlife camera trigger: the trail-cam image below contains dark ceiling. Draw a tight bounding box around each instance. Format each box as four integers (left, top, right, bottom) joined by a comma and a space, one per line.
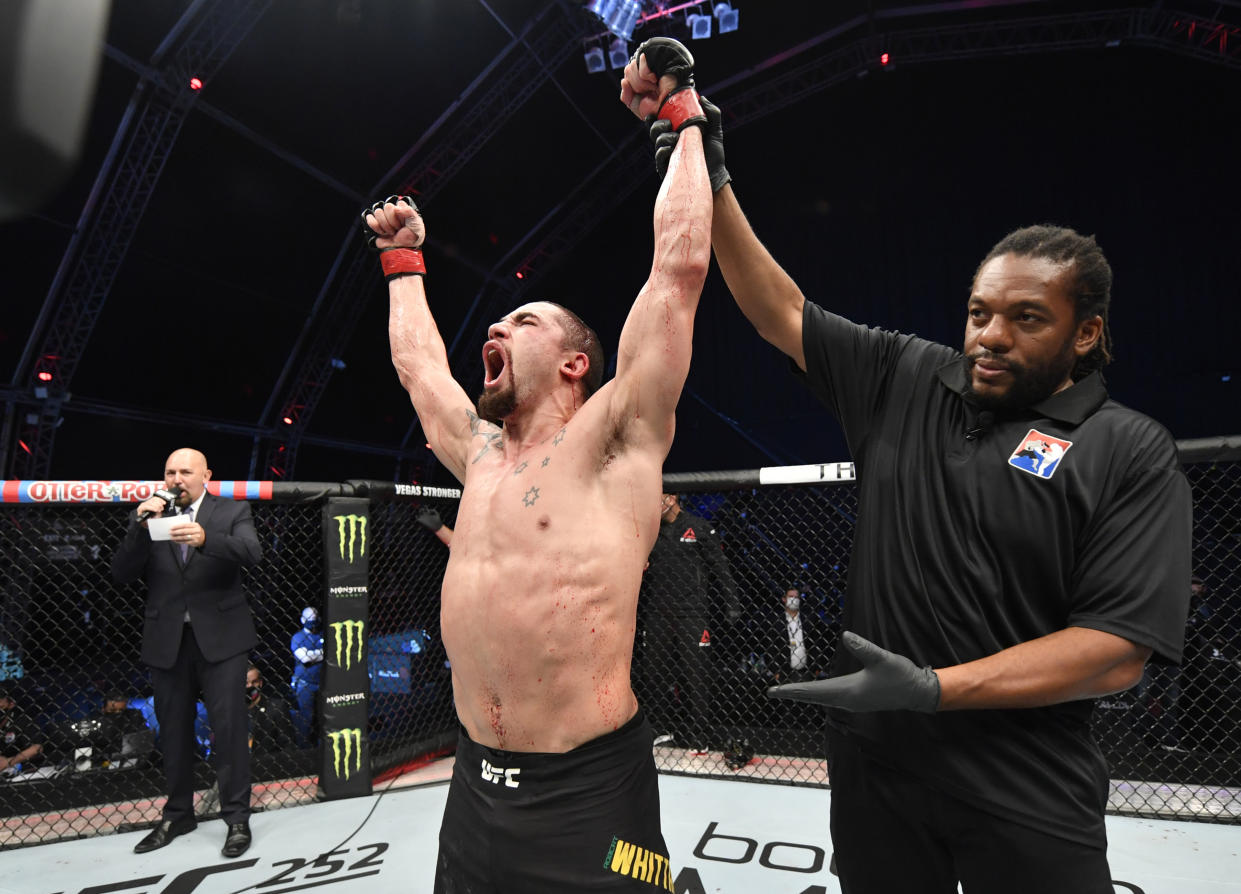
3, 0, 1240, 485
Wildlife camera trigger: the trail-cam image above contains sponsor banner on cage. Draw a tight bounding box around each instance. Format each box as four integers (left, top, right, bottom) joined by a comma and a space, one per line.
0, 479, 275, 503
393, 483, 462, 499
1, 480, 163, 503
321, 696, 371, 799
320, 497, 372, 798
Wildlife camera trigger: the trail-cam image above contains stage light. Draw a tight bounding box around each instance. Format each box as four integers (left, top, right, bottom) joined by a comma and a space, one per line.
515, 270, 525, 280
282, 416, 294, 425
36, 371, 53, 382
586, 0, 641, 41
687, 13, 711, 39
584, 46, 606, 73
329, 357, 347, 370
189, 77, 203, 92
880, 52, 890, 66
608, 38, 629, 70
715, 2, 739, 34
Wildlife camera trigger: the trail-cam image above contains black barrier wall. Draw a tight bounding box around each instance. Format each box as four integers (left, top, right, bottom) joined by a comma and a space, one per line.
1, 446, 1238, 849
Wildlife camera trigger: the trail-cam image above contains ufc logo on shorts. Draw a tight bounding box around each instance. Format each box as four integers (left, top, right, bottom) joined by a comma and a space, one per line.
480, 758, 521, 788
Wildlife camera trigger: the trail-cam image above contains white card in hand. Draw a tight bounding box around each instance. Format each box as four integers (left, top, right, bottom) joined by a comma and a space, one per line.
147, 515, 187, 541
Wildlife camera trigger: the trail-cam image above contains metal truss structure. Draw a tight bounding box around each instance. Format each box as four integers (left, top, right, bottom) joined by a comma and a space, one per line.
254, 2, 594, 480
406, 3, 1241, 475
3, 0, 273, 479
4, 1, 1238, 480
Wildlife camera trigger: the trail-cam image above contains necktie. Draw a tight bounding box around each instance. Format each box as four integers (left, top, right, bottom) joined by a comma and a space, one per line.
181, 506, 193, 561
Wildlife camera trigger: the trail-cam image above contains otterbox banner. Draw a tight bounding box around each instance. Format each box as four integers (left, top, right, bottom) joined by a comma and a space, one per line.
321, 497, 372, 798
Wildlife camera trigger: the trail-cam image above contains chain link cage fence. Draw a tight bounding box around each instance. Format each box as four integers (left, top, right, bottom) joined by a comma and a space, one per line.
1, 441, 1237, 849
0, 487, 460, 849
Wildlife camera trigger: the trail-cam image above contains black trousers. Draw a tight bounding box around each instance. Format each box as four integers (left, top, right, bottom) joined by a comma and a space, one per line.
642, 616, 712, 744
150, 624, 250, 824
828, 730, 1114, 894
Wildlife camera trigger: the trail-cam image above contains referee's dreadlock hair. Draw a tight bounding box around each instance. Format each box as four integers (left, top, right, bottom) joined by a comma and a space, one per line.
977, 225, 1114, 381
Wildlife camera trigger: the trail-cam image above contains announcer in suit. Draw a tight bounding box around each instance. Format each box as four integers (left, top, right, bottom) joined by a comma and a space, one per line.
112, 447, 262, 858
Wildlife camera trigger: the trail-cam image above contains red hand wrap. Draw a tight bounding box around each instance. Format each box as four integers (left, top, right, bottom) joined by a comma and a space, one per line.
379, 248, 426, 280
656, 88, 706, 132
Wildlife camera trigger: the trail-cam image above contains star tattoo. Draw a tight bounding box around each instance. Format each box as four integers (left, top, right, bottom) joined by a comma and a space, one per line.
522, 487, 540, 507
513, 462, 528, 476
541, 456, 550, 468
552, 427, 566, 446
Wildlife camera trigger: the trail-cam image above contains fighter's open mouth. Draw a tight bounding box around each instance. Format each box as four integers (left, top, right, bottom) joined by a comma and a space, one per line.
483, 342, 507, 387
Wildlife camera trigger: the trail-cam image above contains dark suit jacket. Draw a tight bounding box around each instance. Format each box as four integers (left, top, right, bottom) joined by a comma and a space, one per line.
111, 492, 262, 668
767, 608, 825, 680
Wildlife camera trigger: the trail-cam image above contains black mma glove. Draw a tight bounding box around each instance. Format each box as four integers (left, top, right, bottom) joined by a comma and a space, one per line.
361, 194, 426, 281
633, 36, 707, 132
766, 631, 941, 713
416, 506, 442, 533
650, 95, 731, 193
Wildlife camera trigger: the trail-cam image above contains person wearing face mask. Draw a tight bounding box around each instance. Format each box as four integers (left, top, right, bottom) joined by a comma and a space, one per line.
289, 606, 324, 747
246, 666, 296, 756
769, 588, 826, 686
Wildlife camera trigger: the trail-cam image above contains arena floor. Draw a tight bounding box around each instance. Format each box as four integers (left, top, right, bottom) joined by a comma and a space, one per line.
4, 752, 1240, 894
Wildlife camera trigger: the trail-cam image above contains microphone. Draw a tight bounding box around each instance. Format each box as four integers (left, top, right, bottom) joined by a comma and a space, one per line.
136, 485, 183, 522
965, 411, 995, 441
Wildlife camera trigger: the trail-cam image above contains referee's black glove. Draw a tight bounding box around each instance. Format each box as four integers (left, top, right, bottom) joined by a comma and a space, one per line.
766, 631, 940, 713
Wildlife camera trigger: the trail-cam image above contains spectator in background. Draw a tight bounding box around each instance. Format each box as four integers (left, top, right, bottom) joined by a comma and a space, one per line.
246, 666, 296, 756
95, 690, 152, 766
416, 505, 453, 546
1187, 575, 1239, 666
1, 682, 46, 779
290, 606, 324, 746
769, 587, 826, 685
641, 493, 740, 752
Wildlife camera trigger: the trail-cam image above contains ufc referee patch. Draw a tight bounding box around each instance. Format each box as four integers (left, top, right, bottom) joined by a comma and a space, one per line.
1008, 429, 1073, 480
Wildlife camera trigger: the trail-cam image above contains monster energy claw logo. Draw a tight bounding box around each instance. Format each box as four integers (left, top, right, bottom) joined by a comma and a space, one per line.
333, 514, 367, 563
330, 619, 365, 669
327, 728, 363, 780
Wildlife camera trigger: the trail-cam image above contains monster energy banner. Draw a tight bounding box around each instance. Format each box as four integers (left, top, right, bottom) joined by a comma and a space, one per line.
320, 497, 372, 798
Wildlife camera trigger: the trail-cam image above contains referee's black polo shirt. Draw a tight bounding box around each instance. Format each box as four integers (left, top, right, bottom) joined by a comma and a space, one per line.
798, 301, 1192, 847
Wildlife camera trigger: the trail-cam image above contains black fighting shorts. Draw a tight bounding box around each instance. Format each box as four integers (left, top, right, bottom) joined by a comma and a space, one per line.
434, 708, 674, 893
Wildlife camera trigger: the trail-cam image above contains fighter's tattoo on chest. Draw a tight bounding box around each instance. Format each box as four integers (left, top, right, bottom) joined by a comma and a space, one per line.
513, 462, 528, 476
467, 410, 502, 464
552, 426, 567, 446
521, 486, 540, 507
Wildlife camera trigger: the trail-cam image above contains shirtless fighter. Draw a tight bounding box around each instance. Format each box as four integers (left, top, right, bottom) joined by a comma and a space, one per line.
363, 38, 712, 893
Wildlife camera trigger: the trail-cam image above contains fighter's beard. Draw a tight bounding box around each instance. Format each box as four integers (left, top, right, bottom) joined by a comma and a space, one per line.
476, 384, 517, 425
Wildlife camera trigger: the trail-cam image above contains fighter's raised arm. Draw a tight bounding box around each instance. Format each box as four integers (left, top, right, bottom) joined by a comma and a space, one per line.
640, 85, 809, 369
609, 39, 713, 455
364, 197, 487, 484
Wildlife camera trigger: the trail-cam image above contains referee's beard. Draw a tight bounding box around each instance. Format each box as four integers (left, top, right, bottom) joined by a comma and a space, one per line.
966, 332, 1078, 413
